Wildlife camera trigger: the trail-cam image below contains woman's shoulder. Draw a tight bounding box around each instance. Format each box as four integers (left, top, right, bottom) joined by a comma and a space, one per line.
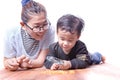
4, 26, 21, 39
47, 25, 55, 34
5, 26, 21, 35
43, 25, 55, 40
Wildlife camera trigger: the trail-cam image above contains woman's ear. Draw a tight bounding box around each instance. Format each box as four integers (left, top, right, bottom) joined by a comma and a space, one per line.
20, 22, 26, 30
20, 22, 24, 26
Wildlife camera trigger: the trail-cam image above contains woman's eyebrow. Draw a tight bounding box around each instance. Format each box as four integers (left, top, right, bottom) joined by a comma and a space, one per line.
34, 20, 47, 25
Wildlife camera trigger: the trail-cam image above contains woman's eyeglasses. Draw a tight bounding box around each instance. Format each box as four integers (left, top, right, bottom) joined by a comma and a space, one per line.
25, 20, 51, 32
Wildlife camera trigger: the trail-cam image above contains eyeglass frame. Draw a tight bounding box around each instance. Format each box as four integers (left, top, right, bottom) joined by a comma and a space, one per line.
24, 19, 51, 32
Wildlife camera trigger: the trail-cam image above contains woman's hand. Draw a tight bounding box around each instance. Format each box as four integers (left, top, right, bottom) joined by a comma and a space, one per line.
17, 55, 32, 69
4, 58, 19, 71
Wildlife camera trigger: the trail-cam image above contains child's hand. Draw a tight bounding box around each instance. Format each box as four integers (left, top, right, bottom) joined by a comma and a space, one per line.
58, 60, 71, 70
50, 61, 71, 70
4, 58, 19, 71
50, 63, 59, 70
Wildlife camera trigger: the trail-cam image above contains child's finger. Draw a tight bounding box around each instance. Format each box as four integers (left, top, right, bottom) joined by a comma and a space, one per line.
54, 63, 59, 69
51, 63, 58, 70
58, 64, 63, 70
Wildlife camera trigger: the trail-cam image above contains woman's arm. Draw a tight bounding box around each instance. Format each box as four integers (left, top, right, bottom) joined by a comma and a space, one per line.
27, 49, 49, 68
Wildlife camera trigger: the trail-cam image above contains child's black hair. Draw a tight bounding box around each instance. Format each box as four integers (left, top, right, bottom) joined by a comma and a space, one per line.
57, 14, 84, 36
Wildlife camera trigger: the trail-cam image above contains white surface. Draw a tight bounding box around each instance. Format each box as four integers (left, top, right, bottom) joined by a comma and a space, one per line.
0, 0, 120, 69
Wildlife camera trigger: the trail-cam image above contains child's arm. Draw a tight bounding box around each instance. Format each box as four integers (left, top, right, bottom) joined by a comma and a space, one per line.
70, 54, 92, 69
69, 42, 92, 69
44, 56, 64, 69
44, 43, 60, 69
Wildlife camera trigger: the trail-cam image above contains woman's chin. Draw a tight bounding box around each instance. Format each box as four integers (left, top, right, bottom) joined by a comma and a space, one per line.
35, 37, 42, 40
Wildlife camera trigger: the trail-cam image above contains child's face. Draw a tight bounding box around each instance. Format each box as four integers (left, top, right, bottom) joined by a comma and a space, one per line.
57, 28, 80, 54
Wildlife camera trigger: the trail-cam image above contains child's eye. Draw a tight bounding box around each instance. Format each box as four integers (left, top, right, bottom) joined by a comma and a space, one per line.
68, 40, 73, 42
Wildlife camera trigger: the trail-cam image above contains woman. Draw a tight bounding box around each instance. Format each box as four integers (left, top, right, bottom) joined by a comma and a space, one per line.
3, 0, 55, 71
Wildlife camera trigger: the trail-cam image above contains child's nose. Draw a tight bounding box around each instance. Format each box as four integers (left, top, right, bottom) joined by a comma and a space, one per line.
63, 41, 69, 46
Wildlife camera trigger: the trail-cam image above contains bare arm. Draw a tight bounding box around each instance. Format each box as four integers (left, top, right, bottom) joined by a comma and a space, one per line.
8, 49, 49, 69
27, 49, 49, 68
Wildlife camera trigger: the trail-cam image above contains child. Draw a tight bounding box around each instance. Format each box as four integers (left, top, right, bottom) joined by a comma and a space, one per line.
44, 14, 105, 70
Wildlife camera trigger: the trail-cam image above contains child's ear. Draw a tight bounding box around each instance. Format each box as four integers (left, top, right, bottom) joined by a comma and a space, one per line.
20, 22, 26, 30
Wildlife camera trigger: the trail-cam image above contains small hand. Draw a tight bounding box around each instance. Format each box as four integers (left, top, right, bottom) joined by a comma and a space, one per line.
50, 63, 59, 70
58, 60, 71, 70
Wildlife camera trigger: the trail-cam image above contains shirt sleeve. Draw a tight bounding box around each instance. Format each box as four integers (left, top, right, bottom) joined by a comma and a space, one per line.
70, 41, 92, 69
4, 28, 17, 58
44, 43, 57, 69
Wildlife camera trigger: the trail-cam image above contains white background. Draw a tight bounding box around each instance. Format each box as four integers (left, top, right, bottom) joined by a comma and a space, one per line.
0, 0, 120, 69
